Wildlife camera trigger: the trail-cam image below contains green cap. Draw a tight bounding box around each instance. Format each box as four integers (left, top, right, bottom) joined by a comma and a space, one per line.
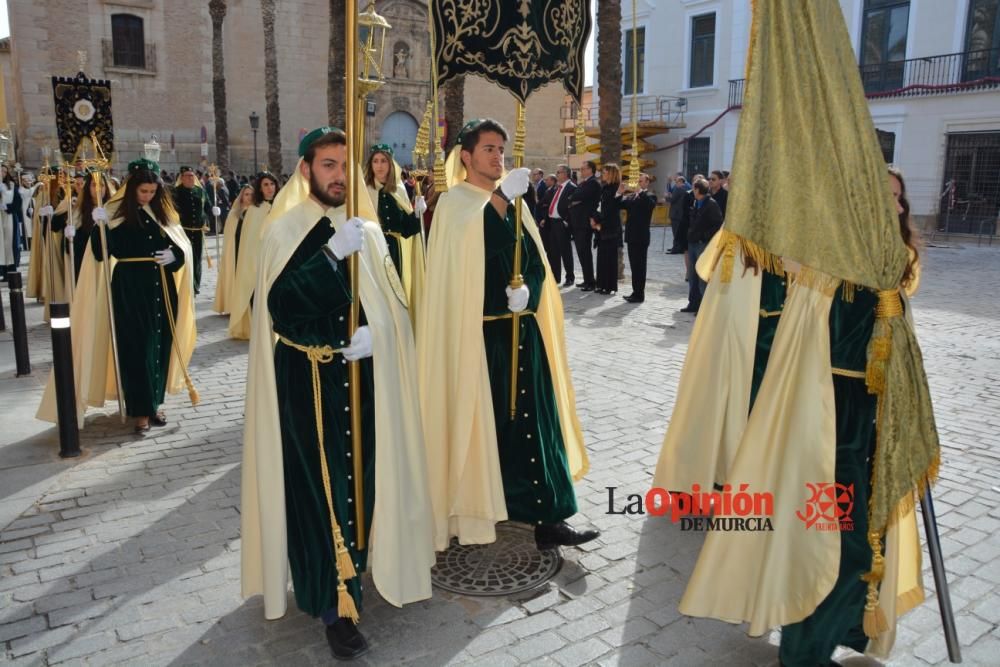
128, 158, 160, 175
298, 126, 344, 157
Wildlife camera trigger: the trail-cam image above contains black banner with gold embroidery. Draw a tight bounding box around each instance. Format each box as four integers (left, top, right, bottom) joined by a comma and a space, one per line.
432, 0, 592, 104
51, 71, 114, 159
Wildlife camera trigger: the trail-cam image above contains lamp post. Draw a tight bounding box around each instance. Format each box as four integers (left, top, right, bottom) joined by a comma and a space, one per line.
249, 112, 260, 172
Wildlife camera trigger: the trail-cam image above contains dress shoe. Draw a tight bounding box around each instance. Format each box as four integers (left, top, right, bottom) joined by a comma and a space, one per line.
562, 278, 574, 287
150, 411, 168, 427
594, 288, 608, 295
535, 521, 600, 550
667, 249, 684, 255
578, 283, 595, 292
623, 294, 644, 303
326, 618, 370, 661
679, 305, 699, 313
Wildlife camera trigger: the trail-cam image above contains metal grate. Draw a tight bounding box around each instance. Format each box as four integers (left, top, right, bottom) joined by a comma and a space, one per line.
430, 523, 561, 596
939, 131, 1000, 236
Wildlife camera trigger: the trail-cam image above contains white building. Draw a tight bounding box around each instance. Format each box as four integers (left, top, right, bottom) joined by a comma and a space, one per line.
599, 0, 1000, 234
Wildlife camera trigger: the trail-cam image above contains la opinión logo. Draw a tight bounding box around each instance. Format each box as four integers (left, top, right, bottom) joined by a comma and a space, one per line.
607, 484, 774, 532
796, 482, 855, 531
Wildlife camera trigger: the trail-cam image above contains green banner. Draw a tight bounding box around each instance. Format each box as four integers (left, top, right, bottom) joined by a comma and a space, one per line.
52, 71, 115, 160
432, 0, 592, 104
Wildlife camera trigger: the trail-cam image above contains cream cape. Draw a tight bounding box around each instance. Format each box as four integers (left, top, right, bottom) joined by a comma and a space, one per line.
228, 201, 272, 339
366, 179, 425, 333
417, 180, 589, 551
664, 261, 924, 655
240, 165, 434, 621
26, 188, 47, 299
36, 202, 197, 427
213, 201, 248, 315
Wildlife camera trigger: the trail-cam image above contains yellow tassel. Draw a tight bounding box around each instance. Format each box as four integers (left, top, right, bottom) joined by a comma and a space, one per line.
206, 253, 213, 269
337, 582, 360, 623
861, 530, 888, 638
187, 385, 200, 406
863, 588, 889, 638
721, 233, 737, 283
333, 524, 358, 580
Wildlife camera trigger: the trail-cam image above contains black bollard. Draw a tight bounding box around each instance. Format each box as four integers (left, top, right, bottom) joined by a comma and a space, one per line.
8, 272, 31, 376
49, 302, 80, 458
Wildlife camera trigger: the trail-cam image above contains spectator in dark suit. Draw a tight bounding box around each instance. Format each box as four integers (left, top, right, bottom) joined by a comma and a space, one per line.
621, 173, 657, 303
543, 165, 576, 286
568, 160, 601, 290
668, 175, 690, 254
681, 179, 723, 314
591, 164, 622, 295
709, 170, 728, 219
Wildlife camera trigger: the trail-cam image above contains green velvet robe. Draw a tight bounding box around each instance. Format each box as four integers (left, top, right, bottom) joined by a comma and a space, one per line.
779, 285, 879, 666
91, 212, 184, 417
267, 219, 376, 617
482, 204, 576, 525
173, 185, 207, 292
747, 274, 880, 666
376, 190, 421, 277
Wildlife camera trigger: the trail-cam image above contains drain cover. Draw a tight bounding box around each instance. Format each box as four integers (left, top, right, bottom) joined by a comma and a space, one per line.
431, 522, 562, 596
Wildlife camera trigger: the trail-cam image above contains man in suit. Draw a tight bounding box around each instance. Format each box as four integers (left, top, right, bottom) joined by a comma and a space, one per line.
568, 160, 600, 290
544, 165, 576, 286
681, 179, 723, 314
621, 173, 657, 303
709, 170, 728, 219
667, 174, 690, 254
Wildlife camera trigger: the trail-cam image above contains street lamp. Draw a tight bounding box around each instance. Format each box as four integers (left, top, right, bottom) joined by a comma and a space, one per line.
249, 112, 260, 172
143, 134, 161, 164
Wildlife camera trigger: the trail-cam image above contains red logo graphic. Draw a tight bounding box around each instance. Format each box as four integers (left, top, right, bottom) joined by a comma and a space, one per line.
796, 482, 855, 531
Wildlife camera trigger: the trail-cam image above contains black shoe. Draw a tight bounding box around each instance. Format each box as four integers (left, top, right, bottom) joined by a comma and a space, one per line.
667, 249, 684, 255
679, 305, 699, 313
562, 278, 574, 287
578, 283, 595, 292
326, 618, 370, 661
535, 521, 600, 550
150, 411, 167, 427
624, 294, 644, 303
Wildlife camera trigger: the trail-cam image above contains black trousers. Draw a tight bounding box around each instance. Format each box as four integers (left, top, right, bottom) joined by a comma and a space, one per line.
183, 228, 204, 293
627, 241, 649, 299
670, 218, 689, 253
542, 218, 574, 282
570, 218, 595, 285
596, 239, 618, 292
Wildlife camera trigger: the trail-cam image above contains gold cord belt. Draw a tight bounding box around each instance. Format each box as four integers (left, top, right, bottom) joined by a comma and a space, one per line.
181, 226, 207, 233
113, 257, 199, 404
483, 309, 535, 322
831, 367, 866, 379
275, 335, 359, 618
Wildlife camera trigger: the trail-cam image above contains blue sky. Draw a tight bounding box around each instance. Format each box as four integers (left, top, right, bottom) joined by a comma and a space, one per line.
0, 1, 9, 39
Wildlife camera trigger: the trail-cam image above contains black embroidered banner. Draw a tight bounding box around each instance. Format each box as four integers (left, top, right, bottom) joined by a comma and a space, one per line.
432, 0, 592, 104
51, 71, 114, 159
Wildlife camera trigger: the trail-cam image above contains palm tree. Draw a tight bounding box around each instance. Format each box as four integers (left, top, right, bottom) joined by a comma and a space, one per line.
209, 0, 230, 172
596, 0, 622, 165
328, 0, 346, 127
443, 77, 464, 152
261, 0, 282, 172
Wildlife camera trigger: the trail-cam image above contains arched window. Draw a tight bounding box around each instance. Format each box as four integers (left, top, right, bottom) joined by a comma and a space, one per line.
111, 14, 145, 69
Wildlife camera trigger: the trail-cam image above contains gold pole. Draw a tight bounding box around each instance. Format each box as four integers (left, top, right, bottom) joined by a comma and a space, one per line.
210, 165, 221, 267
627, 0, 641, 188
344, 0, 366, 549
427, 1, 447, 191
94, 180, 127, 424
63, 172, 76, 301
508, 102, 526, 420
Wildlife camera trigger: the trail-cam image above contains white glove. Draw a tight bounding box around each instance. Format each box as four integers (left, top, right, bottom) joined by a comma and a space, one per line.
505, 284, 530, 313
342, 325, 372, 361
211, 206, 222, 217
39, 205, 54, 217
154, 249, 176, 266
328, 217, 366, 260
92, 207, 108, 224
413, 196, 427, 217
63, 224, 76, 239
499, 167, 532, 201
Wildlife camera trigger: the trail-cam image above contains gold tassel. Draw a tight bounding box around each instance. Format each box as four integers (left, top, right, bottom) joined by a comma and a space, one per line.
206, 253, 213, 269
841, 281, 855, 303
861, 530, 889, 638
337, 582, 360, 622
720, 232, 737, 283
865, 290, 901, 395
334, 524, 358, 580
187, 385, 200, 406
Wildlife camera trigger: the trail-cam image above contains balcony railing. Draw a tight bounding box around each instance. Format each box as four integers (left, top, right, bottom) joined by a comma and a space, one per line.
728, 47, 1000, 107
561, 95, 687, 128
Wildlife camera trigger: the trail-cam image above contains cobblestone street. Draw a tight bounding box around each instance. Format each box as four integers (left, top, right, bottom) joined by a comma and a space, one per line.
1, 229, 998, 666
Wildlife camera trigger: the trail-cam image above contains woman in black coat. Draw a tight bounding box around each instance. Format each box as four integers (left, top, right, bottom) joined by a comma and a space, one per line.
591, 164, 622, 295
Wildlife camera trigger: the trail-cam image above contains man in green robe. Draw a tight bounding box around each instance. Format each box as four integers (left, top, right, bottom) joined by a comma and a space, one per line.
419, 119, 597, 551
172, 166, 217, 294
240, 127, 434, 661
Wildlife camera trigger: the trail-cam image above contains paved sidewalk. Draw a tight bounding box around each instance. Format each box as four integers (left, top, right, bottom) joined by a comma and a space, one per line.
1, 230, 998, 666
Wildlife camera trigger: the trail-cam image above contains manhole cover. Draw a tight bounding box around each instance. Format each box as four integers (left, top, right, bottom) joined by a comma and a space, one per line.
431, 522, 562, 596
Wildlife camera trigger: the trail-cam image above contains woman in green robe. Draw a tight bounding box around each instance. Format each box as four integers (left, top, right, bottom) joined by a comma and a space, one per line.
92, 165, 187, 433
363, 145, 423, 277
